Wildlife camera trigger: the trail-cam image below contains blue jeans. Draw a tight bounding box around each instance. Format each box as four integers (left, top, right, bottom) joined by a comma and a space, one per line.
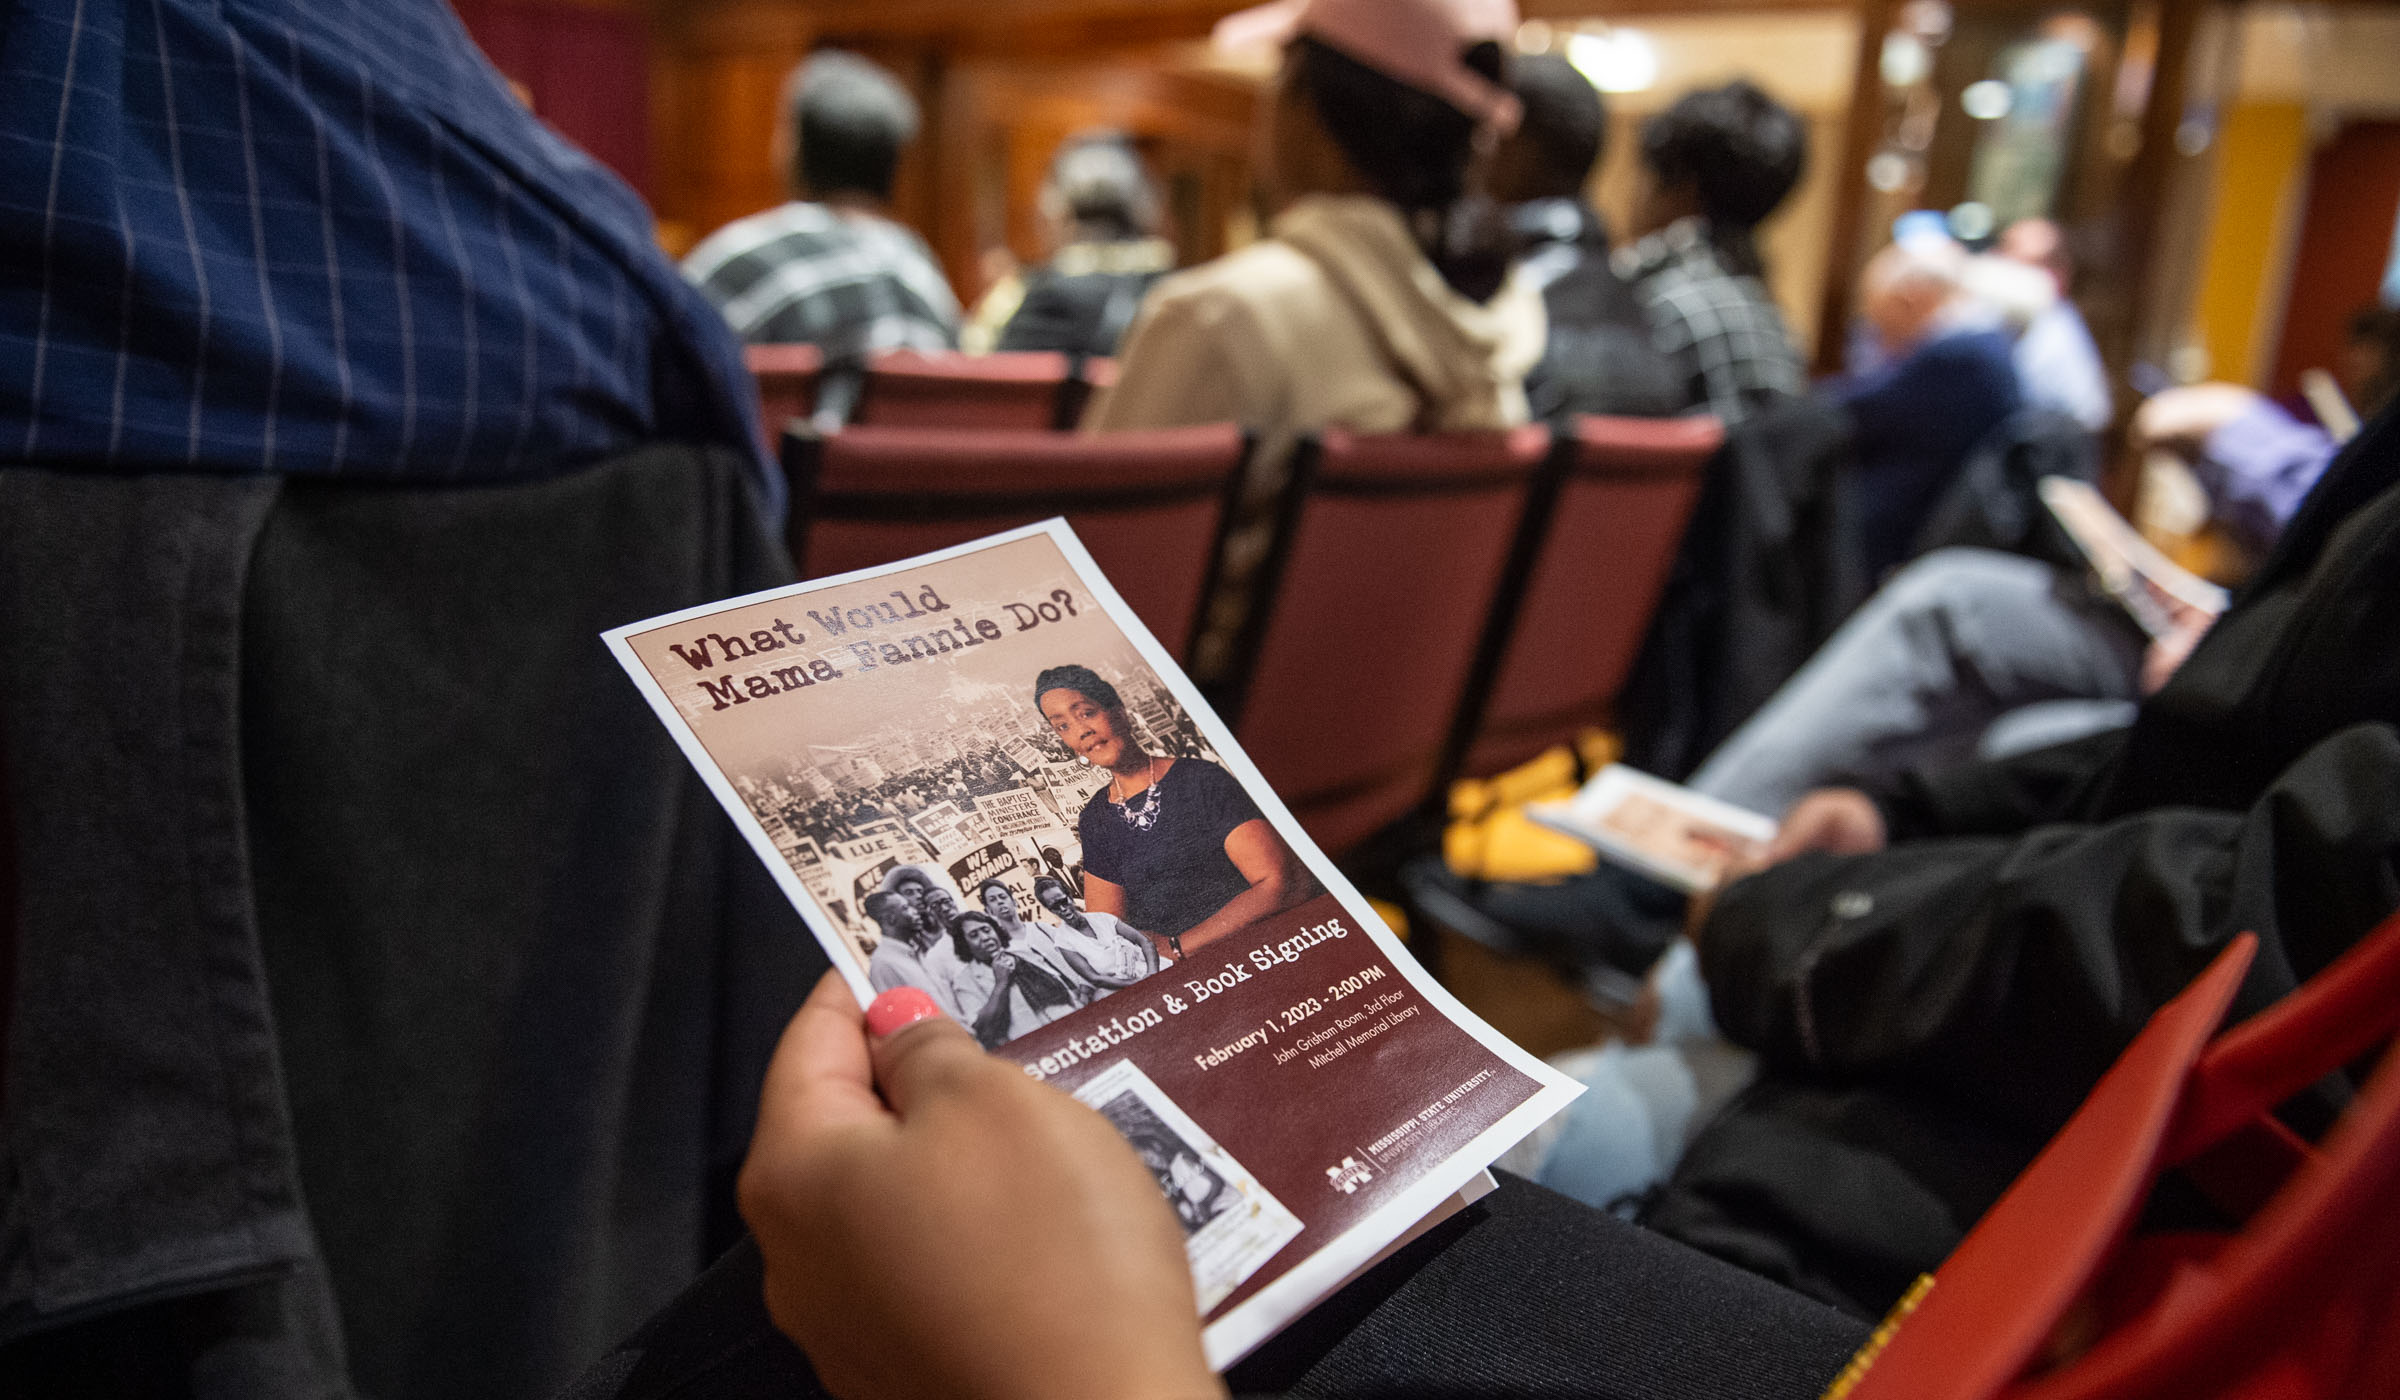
1689, 547, 2145, 818
1523, 549, 2146, 1208
1514, 941, 1756, 1208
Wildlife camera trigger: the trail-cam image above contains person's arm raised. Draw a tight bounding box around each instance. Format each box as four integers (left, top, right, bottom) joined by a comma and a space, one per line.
739, 976, 1225, 1400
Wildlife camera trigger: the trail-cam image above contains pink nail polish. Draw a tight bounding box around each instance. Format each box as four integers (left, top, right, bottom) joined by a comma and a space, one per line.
864, 987, 943, 1039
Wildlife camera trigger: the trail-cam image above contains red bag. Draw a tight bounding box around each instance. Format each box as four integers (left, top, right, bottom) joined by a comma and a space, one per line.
1829, 909, 2400, 1400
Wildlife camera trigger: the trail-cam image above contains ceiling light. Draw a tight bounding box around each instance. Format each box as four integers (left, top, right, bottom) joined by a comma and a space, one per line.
1565, 29, 1659, 94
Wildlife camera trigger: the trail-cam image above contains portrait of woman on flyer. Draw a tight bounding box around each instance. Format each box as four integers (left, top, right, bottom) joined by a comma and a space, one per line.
1034, 664, 1312, 959
949, 909, 1089, 1049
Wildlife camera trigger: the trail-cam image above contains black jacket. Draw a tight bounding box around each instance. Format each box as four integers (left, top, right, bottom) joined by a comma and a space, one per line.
995, 245, 1172, 359
1511, 199, 1685, 421
1616, 396, 1865, 780
1645, 405, 2400, 1317
1, 447, 820, 1398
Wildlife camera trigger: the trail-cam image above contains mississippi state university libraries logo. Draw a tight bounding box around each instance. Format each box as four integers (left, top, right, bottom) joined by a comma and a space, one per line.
1325, 1155, 1373, 1195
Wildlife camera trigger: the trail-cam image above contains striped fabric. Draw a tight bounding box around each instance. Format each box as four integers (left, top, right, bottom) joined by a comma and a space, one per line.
683, 201, 961, 359
1617, 217, 1808, 429
0, 0, 775, 512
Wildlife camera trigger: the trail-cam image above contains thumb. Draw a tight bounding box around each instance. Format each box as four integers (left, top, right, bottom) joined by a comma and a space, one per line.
863, 987, 990, 1118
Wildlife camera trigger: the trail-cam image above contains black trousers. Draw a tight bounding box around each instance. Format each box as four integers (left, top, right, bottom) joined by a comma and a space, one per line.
559, 1174, 1870, 1400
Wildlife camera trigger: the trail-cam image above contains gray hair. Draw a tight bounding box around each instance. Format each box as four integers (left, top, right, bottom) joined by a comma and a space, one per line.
1040, 132, 1159, 240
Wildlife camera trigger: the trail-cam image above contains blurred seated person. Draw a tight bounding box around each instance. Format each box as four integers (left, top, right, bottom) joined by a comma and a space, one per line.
1995, 217, 2112, 433
1087, 0, 1543, 673
963, 132, 1177, 357
2, 0, 766, 505
1835, 234, 2024, 580
683, 51, 960, 356
1489, 52, 1684, 419
1452, 379, 2344, 985
1614, 80, 1809, 427
1, 0, 791, 1391
1489, 403, 2400, 1323
2136, 379, 2344, 560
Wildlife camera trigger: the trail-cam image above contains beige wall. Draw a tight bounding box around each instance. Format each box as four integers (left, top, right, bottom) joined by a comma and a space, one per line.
2235, 5, 2400, 111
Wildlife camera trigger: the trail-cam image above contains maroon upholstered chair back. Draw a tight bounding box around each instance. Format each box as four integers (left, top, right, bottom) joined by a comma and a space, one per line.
783, 424, 1249, 664
1455, 415, 1720, 778
744, 343, 823, 449
851, 349, 1073, 431
1228, 426, 1550, 857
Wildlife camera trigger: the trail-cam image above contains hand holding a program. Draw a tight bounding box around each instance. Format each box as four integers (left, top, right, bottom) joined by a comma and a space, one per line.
1689, 789, 1886, 940
1765, 788, 1888, 863
739, 975, 1224, 1400
1702, 785, 1887, 885
2141, 594, 2217, 695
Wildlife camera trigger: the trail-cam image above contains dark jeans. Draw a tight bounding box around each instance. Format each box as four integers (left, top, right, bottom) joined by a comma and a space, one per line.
558, 1174, 1869, 1400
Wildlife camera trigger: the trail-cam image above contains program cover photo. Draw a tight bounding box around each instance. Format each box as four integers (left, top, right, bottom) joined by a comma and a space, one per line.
605, 520, 1579, 1367
1530, 764, 1779, 895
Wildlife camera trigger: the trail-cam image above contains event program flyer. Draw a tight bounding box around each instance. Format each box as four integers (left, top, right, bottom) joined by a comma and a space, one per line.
606, 520, 1579, 1367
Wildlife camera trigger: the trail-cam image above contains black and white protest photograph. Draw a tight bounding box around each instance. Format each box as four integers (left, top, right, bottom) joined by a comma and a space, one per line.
1096, 1087, 1237, 1235
619, 530, 1322, 1046
1075, 1061, 1305, 1312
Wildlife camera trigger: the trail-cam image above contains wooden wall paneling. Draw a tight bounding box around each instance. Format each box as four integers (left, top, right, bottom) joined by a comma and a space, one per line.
654, 1, 812, 252
933, 62, 998, 308
1811, 0, 1900, 372
2110, 0, 2209, 377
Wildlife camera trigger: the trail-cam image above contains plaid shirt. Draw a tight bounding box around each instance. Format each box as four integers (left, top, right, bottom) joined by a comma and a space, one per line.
0, 0, 773, 510
682, 202, 961, 358
1615, 217, 1807, 427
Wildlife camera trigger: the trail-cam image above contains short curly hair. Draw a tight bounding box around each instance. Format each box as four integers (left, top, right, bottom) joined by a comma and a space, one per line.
949, 909, 1009, 963
1640, 80, 1806, 231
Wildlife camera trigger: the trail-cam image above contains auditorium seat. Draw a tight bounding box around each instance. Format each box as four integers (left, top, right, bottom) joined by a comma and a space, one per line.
744, 344, 824, 448
1839, 910, 2400, 1400
1224, 427, 1551, 857
1447, 414, 1722, 781
781, 423, 1249, 664
850, 349, 1074, 431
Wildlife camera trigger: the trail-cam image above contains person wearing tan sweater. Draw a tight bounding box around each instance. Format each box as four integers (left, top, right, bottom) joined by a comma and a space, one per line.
1084, 0, 1544, 675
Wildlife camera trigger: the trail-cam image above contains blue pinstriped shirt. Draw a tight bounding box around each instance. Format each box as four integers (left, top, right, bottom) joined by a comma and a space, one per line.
1, 0, 778, 514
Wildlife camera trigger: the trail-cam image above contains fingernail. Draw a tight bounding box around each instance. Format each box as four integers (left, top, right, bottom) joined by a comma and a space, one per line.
864, 987, 944, 1039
